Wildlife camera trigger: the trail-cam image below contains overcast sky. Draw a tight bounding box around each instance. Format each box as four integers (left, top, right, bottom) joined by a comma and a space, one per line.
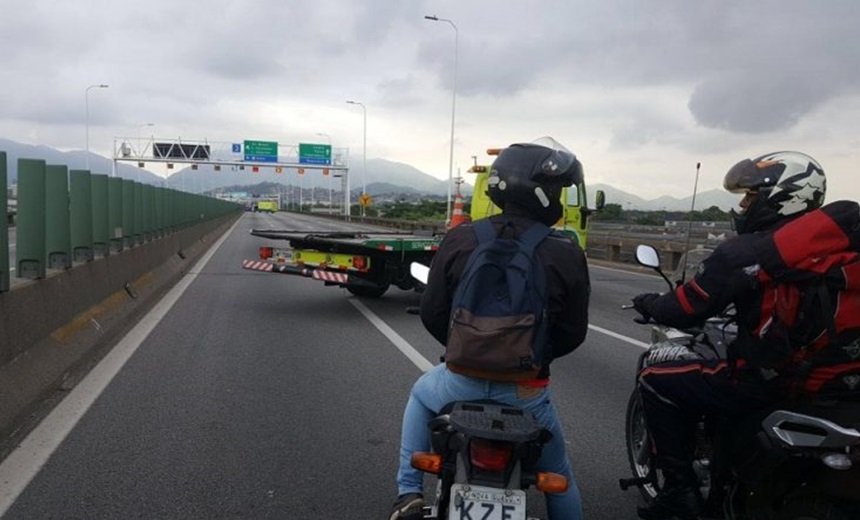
2, 0, 858, 204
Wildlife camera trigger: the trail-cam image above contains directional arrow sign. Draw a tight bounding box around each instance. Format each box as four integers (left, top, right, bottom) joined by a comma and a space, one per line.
299, 143, 332, 165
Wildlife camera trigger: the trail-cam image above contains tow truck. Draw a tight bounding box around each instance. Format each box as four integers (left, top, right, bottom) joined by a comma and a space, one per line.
242, 147, 605, 298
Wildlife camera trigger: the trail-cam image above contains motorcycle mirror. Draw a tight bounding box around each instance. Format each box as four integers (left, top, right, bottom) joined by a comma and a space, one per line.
635, 245, 660, 268
410, 262, 430, 285
635, 244, 674, 290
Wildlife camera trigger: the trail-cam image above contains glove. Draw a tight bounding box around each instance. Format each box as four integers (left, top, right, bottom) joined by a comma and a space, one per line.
632, 292, 660, 321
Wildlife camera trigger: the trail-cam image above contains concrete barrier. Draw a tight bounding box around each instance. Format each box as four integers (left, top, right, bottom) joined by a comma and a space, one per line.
0, 213, 240, 458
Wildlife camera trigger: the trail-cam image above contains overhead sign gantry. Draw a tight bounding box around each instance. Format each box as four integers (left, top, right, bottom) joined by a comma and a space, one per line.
112, 136, 353, 215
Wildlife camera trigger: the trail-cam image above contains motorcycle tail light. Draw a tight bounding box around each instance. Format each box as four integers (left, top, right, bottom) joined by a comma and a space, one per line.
469, 439, 512, 472
821, 453, 853, 470
536, 472, 569, 493
259, 247, 274, 259
411, 452, 442, 474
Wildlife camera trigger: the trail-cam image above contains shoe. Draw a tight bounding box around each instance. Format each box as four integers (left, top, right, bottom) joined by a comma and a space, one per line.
389, 493, 424, 520
637, 484, 702, 519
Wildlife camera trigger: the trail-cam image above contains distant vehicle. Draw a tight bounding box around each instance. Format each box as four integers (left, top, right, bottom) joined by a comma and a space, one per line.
255, 200, 278, 213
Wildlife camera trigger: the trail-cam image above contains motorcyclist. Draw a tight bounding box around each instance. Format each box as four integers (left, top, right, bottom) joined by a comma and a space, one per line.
390, 138, 590, 520
630, 151, 827, 520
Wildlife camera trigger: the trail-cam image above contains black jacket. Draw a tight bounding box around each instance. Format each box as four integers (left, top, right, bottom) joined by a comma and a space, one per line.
419, 211, 591, 378
637, 231, 772, 366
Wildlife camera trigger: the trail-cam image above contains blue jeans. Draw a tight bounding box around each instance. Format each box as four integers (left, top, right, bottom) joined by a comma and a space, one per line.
397, 364, 582, 520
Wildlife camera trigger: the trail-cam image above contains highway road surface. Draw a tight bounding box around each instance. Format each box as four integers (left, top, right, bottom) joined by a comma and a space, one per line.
0, 211, 668, 519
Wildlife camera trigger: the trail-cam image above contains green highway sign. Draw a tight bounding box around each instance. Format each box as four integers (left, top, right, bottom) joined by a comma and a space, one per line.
244, 140, 278, 163
299, 143, 332, 165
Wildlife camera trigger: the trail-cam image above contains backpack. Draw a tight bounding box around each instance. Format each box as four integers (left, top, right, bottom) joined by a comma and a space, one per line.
445, 219, 552, 381
746, 200, 860, 397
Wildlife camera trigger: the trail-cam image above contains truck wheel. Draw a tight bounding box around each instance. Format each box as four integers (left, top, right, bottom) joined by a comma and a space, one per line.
346, 283, 390, 298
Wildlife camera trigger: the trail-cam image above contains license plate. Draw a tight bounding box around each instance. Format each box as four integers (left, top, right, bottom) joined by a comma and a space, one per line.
447, 484, 526, 520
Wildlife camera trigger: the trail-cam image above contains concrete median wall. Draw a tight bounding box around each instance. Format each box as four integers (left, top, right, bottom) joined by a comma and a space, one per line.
0, 213, 240, 457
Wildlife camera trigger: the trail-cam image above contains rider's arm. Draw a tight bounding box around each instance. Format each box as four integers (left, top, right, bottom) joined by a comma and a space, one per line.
418, 225, 475, 346
546, 237, 590, 359
639, 244, 742, 329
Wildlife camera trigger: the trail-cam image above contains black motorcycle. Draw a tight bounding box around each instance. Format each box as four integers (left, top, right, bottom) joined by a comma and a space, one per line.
620, 245, 860, 520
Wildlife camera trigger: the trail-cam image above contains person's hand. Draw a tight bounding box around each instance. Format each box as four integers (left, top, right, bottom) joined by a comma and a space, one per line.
632, 293, 660, 322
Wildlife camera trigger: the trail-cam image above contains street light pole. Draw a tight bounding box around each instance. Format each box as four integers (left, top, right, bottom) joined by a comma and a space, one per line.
85, 84, 109, 171
425, 15, 458, 225
316, 133, 334, 213
346, 100, 366, 216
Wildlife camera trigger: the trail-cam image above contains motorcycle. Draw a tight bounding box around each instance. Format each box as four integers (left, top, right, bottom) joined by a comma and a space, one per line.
405, 263, 567, 520
619, 244, 860, 520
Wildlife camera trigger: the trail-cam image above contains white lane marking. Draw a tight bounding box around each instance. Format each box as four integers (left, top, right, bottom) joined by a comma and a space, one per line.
348, 299, 435, 373
0, 220, 239, 517
588, 324, 649, 349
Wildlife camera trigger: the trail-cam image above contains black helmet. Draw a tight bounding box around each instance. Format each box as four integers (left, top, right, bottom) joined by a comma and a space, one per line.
487, 137, 583, 225
723, 151, 826, 234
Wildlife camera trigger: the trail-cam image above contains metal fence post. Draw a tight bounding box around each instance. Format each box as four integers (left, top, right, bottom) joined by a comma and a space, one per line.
143, 184, 154, 241
155, 185, 165, 238
45, 164, 72, 269
122, 179, 134, 248
0, 152, 8, 291
16, 159, 47, 279
70, 169, 94, 262
108, 177, 124, 252
90, 173, 109, 257
133, 181, 143, 245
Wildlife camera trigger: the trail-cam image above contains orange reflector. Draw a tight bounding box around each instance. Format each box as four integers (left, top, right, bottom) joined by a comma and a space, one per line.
536, 472, 568, 494
486, 148, 502, 156
411, 452, 442, 474
352, 256, 368, 271
259, 247, 274, 259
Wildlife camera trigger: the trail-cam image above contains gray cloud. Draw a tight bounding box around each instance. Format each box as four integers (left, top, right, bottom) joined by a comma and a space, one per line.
688, 72, 826, 133
414, 1, 860, 135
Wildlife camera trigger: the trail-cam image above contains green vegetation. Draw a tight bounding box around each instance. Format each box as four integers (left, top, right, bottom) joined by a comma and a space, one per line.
378, 200, 457, 221
594, 203, 731, 224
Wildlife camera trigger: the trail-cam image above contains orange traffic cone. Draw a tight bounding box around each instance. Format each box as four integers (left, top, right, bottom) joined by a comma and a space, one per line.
448, 194, 470, 229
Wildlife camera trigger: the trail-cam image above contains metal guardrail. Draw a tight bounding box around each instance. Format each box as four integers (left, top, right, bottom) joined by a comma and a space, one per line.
1, 151, 243, 292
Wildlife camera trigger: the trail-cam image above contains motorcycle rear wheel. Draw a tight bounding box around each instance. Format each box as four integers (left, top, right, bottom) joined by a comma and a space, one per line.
624, 390, 662, 503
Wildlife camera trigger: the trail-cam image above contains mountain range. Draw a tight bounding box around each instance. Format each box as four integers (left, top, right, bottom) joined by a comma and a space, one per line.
0, 138, 739, 211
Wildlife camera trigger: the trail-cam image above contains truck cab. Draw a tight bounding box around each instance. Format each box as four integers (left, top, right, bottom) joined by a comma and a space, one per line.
467, 148, 605, 247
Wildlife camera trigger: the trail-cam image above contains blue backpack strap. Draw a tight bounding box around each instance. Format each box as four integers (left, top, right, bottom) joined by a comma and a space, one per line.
516, 222, 552, 255
472, 218, 498, 245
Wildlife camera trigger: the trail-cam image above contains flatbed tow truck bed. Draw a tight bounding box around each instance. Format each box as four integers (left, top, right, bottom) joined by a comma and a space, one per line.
241, 229, 443, 298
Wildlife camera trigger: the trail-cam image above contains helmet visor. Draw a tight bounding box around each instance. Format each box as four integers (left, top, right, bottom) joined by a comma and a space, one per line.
723, 158, 759, 193
529, 137, 581, 187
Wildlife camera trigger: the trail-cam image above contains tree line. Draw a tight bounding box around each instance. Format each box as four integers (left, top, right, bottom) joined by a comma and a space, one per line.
594, 203, 731, 225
